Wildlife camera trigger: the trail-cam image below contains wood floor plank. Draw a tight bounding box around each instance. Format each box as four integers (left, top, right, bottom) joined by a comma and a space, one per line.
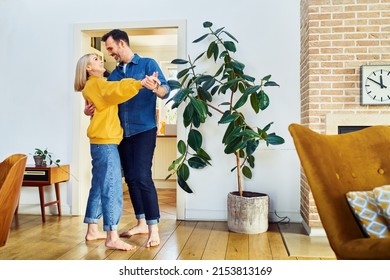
177, 221, 214, 260
154, 221, 197, 260
267, 223, 296, 260
226, 232, 249, 260
248, 232, 273, 260
202, 221, 229, 260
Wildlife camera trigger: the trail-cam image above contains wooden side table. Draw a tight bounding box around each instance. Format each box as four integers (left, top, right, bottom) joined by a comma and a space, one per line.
21, 164, 70, 222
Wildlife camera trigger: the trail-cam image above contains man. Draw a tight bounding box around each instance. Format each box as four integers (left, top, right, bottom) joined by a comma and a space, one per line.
85, 29, 170, 247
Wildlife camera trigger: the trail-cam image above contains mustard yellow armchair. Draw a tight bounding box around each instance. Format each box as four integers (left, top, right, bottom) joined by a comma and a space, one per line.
288, 124, 390, 260
0, 154, 27, 247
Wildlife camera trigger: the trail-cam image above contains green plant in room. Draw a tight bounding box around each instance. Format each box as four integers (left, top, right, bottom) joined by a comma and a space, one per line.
33, 148, 60, 166
166, 21, 284, 195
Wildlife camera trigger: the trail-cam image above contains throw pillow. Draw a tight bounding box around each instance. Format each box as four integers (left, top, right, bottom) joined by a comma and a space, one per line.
346, 190, 390, 238
373, 185, 390, 225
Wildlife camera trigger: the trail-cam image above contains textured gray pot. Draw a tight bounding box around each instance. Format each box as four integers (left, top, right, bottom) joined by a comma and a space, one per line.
227, 191, 269, 234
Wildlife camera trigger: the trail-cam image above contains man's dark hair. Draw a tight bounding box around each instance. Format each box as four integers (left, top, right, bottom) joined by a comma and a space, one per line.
101, 29, 130, 46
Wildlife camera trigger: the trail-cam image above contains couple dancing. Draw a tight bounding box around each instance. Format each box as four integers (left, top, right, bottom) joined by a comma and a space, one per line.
74, 29, 170, 250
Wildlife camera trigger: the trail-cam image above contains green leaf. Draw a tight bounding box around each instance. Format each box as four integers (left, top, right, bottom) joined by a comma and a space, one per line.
223, 126, 242, 145
177, 175, 193, 193
238, 129, 261, 139
188, 129, 202, 152
266, 133, 285, 145
222, 30, 238, 43
188, 156, 207, 169
207, 41, 217, 59
242, 166, 252, 179
218, 111, 239, 124
171, 58, 188, 64
193, 33, 209, 43
183, 103, 194, 127
233, 92, 249, 110
230, 60, 245, 72
213, 27, 225, 35
177, 163, 190, 181
250, 91, 260, 113
177, 140, 186, 155
196, 148, 212, 162
202, 77, 215, 92
264, 81, 280, 87
177, 68, 190, 79
191, 111, 200, 128
262, 74, 271, 81
194, 52, 206, 63
167, 80, 181, 90
258, 91, 270, 110
246, 140, 259, 156
248, 155, 255, 168
243, 74, 255, 83
224, 137, 246, 154
203, 21, 213, 28
190, 96, 208, 121
262, 122, 273, 132
224, 41, 236, 52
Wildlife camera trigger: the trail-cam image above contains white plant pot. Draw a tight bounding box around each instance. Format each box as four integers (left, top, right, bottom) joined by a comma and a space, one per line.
227, 191, 269, 234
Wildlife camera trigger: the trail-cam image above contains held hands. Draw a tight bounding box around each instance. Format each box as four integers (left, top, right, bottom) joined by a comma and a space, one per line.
141, 72, 161, 93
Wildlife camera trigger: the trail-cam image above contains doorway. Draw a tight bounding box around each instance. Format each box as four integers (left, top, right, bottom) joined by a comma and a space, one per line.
71, 20, 186, 219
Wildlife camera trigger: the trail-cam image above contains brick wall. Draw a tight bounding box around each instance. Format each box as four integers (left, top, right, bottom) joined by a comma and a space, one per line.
300, 0, 390, 232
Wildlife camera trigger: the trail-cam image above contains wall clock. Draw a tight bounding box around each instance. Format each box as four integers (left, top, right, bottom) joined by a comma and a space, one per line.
361, 65, 390, 105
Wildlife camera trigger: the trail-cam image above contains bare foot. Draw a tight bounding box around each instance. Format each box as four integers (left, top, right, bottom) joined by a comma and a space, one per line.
85, 231, 106, 241
85, 224, 107, 241
146, 225, 160, 248
120, 224, 148, 237
105, 239, 136, 251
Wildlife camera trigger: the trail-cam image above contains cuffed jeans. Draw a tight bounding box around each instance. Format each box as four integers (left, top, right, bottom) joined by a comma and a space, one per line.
84, 144, 123, 231
119, 128, 160, 225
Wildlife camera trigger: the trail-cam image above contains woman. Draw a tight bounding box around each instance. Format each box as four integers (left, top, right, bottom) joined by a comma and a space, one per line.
74, 53, 158, 250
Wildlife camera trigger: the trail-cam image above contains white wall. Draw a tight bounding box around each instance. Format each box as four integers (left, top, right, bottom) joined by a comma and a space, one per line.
0, 0, 301, 222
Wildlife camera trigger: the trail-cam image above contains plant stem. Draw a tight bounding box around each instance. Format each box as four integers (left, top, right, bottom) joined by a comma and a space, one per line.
206, 103, 224, 114
235, 151, 243, 196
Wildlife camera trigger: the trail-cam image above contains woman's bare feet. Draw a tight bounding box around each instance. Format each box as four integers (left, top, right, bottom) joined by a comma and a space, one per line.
146, 224, 160, 248
85, 224, 106, 241
120, 219, 148, 237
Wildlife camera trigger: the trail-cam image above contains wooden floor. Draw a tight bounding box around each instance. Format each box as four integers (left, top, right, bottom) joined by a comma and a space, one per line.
0, 189, 334, 260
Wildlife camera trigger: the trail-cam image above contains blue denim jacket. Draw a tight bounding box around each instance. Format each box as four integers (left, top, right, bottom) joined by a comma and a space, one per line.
108, 54, 170, 137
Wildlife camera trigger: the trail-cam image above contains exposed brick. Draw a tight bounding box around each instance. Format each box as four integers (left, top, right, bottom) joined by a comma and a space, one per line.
300, 0, 389, 231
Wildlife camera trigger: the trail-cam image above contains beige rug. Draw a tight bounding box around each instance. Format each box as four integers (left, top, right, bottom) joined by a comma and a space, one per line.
278, 223, 336, 259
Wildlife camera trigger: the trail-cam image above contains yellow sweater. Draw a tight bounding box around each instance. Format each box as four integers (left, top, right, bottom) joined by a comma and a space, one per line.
82, 76, 142, 144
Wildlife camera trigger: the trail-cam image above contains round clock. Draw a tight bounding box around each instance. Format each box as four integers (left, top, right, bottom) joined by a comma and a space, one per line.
361, 65, 390, 105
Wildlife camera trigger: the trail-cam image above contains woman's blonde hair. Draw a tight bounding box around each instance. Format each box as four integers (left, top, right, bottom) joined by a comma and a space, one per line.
74, 53, 95, 92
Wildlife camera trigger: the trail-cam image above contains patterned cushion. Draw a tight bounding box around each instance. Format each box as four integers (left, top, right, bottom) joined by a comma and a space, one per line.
373, 185, 390, 225
346, 190, 390, 238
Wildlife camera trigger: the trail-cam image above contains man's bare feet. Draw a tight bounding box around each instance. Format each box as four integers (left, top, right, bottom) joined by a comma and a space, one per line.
85, 224, 106, 241
105, 239, 136, 251
120, 224, 148, 237
146, 224, 160, 248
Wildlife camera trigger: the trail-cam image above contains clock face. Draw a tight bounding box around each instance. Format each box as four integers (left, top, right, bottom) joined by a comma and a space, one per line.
361, 65, 390, 105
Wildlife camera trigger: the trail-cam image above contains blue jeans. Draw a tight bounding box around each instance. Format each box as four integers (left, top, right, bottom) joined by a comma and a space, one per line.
119, 128, 160, 225
84, 144, 123, 231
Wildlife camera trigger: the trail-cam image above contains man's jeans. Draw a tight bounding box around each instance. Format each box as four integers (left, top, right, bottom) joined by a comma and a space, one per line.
119, 128, 160, 225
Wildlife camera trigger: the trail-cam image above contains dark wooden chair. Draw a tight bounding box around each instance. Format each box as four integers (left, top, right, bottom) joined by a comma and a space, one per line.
0, 154, 27, 247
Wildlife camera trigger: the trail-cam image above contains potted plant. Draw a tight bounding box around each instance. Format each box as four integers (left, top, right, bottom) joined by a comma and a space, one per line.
166, 21, 284, 234
33, 148, 60, 167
